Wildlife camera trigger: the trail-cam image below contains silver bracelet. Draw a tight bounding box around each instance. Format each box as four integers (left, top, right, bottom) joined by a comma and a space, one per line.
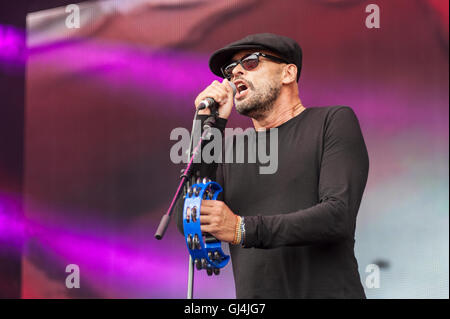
240, 216, 245, 245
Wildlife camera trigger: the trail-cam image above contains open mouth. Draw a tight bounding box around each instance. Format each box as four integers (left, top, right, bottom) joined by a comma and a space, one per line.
237, 83, 248, 93
234, 81, 249, 99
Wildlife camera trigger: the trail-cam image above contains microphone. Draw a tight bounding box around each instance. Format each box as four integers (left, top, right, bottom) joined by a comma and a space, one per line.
197, 97, 215, 110
197, 82, 237, 110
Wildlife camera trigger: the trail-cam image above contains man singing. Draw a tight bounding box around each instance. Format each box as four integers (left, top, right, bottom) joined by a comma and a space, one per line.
176, 33, 369, 298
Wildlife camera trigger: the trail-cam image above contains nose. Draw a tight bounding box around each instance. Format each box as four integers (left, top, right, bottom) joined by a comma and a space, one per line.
231, 62, 245, 80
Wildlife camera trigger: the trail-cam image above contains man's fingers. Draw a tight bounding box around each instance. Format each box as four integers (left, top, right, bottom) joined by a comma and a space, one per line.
195, 88, 221, 108
199, 204, 213, 215
196, 82, 229, 106
200, 201, 223, 216
200, 225, 212, 233
200, 215, 212, 225
201, 200, 220, 207
222, 79, 235, 96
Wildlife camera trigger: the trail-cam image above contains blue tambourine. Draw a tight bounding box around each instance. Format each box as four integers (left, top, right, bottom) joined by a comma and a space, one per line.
183, 178, 230, 276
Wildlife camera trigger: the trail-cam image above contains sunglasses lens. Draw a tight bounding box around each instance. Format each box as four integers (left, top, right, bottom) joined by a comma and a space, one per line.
222, 54, 260, 79
223, 63, 237, 79
242, 55, 259, 70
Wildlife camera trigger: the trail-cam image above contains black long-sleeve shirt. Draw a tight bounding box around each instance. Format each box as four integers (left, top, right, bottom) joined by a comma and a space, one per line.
176, 106, 369, 298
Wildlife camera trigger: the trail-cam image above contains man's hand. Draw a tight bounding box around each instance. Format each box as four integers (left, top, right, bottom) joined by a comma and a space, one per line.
200, 200, 238, 243
194, 79, 235, 120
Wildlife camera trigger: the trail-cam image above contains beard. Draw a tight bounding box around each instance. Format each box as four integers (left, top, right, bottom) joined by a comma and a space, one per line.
235, 78, 281, 120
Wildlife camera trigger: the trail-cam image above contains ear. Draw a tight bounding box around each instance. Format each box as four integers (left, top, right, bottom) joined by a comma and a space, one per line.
281, 64, 297, 84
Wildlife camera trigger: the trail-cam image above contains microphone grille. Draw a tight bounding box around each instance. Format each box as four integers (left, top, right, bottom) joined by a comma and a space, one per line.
228, 82, 237, 96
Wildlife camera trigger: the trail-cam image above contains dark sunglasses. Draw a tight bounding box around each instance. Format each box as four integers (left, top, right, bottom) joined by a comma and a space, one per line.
221, 52, 289, 80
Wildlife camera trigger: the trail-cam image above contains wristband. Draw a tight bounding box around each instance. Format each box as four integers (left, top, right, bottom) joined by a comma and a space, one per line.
240, 216, 245, 246
232, 215, 242, 245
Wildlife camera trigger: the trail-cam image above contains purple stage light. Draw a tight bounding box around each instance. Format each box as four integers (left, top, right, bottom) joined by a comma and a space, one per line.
1, 193, 235, 298
27, 38, 220, 107
0, 24, 26, 71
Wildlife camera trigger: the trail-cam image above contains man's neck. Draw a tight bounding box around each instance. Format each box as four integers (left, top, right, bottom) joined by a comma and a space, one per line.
252, 98, 306, 131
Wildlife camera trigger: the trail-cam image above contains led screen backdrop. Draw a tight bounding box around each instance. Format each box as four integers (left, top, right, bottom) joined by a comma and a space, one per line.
9, 0, 449, 298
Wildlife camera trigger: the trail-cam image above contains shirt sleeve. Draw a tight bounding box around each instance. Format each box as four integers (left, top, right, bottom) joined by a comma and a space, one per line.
243, 107, 369, 248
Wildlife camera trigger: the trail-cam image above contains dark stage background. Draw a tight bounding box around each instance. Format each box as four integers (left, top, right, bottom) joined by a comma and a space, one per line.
0, 0, 448, 298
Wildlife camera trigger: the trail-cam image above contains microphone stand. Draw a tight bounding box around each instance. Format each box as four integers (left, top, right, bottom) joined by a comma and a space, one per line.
154, 106, 219, 299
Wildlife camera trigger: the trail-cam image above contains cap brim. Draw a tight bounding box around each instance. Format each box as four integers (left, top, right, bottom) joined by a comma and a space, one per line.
208, 44, 267, 78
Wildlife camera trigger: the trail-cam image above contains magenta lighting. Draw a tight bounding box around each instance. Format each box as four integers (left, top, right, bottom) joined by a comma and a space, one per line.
0, 24, 26, 67
0, 193, 235, 298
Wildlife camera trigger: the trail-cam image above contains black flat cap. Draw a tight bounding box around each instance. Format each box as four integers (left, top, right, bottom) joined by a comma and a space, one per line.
209, 33, 303, 81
